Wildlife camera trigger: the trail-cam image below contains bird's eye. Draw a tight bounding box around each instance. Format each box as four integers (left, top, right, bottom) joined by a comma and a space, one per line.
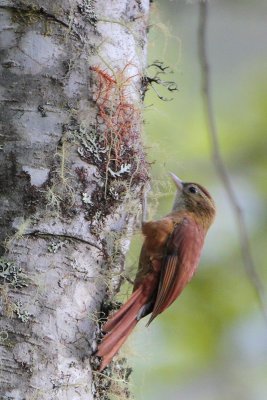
188, 186, 198, 194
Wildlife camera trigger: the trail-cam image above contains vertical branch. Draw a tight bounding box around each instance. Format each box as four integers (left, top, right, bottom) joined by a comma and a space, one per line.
198, 1, 267, 322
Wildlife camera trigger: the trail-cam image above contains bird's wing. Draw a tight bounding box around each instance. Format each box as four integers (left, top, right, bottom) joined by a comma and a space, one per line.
147, 217, 205, 325
133, 217, 174, 291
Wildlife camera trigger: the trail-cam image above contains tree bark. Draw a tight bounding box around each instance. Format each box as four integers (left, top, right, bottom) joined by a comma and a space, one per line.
0, 1, 149, 398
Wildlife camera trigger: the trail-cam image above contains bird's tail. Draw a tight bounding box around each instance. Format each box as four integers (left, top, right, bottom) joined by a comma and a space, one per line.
96, 286, 144, 371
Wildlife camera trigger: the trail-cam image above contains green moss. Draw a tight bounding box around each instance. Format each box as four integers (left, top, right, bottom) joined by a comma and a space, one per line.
11, 6, 41, 26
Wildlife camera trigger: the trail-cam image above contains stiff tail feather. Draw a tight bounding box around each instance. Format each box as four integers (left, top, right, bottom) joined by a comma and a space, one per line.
102, 287, 142, 333
96, 287, 144, 371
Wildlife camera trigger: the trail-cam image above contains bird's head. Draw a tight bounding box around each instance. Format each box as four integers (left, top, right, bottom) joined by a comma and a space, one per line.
170, 173, 216, 228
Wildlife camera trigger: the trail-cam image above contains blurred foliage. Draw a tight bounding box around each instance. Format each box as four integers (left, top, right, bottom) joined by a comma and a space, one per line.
123, 1, 267, 399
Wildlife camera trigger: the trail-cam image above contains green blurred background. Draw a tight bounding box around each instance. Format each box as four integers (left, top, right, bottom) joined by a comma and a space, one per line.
125, 1, 267, 399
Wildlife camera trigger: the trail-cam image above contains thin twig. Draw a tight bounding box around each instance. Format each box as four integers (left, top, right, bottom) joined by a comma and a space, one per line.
198, 1, 267, 322
26, 231, 103, 252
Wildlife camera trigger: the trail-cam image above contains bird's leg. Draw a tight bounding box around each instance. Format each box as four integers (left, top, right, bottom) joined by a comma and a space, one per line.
124, 275, 134, 285
136, 289, 158, 321
136, 300, 154, 321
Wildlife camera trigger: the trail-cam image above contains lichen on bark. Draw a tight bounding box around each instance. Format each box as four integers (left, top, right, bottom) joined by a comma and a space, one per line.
0, 0, 150, 398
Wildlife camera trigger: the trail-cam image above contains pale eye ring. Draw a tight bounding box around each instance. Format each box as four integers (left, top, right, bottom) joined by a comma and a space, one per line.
188, 186, 198, 194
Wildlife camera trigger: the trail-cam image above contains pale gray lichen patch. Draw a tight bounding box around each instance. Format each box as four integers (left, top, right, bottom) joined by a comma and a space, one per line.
0, 259, 28, 288
22, 166, 49, 186
13, 341, 33, 369
47, 240, 67, 253
82, 192, 93, 205
13, 31, 63, 75
13, 301, 31, 323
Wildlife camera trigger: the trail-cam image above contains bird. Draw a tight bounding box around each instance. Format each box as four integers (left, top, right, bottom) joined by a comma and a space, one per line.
96, 173, 216, 371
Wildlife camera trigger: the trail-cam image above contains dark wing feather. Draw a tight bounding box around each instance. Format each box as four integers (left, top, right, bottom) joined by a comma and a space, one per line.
147, 217, 205, 325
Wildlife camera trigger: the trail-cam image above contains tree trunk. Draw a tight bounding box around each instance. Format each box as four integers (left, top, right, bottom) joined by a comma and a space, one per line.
0, 1, 149, 398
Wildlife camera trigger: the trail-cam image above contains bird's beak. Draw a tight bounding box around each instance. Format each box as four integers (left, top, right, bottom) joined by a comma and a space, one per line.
169, 172, 184, 191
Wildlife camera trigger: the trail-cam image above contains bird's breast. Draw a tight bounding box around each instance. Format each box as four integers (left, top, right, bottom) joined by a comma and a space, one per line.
142, 218, 175, 257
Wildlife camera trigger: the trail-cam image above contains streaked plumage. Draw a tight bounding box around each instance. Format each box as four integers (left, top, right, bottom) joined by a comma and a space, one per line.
96, 174, 216, 371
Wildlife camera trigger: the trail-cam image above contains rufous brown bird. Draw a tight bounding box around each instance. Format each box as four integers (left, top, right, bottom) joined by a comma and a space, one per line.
96, 173, 216, 371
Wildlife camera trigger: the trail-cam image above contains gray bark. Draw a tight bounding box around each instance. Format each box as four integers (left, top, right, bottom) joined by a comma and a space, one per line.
0, 0, 149, 398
